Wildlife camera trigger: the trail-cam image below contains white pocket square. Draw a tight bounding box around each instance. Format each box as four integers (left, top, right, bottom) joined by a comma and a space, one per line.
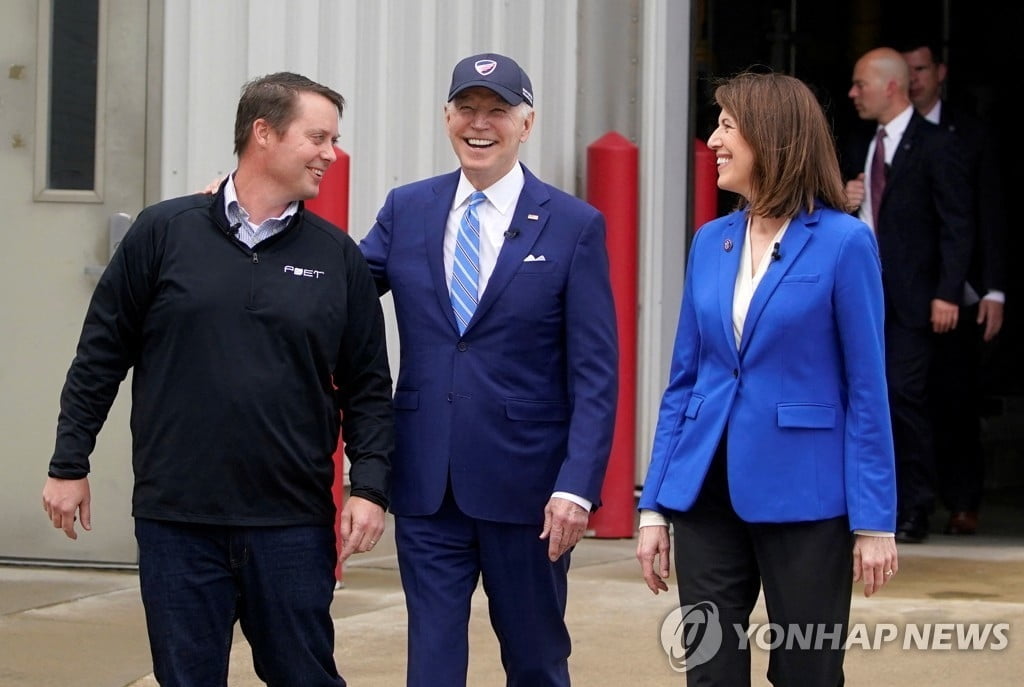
524, 254, 546, 262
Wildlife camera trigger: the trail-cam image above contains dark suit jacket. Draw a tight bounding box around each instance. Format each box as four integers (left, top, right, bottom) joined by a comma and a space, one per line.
938, 103, 1007, 298
359, 164, 618, 525
841, 111, 974, 328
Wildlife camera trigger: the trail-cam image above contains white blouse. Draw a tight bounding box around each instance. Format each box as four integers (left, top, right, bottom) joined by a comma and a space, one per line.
732, 216, 791, 348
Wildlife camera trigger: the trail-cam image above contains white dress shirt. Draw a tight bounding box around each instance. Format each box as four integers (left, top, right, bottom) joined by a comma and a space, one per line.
444, 165, 523, 297
858, 105, 912, 233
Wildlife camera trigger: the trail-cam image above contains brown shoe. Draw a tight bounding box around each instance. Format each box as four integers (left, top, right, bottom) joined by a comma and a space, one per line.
945, 511, 978, 535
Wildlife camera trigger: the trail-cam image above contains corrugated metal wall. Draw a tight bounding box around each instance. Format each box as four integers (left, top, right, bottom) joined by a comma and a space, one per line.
161, 0, 584, 238
159, 0, 693, 483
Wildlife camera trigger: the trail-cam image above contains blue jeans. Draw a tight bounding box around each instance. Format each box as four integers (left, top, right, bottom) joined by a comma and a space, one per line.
135, 518, 345, 687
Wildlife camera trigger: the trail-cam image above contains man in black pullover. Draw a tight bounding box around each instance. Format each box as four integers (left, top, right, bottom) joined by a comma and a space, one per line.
41, 72, 393, 687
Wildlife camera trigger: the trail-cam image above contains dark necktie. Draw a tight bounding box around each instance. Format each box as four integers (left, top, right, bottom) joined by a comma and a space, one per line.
870, 127, 887, 230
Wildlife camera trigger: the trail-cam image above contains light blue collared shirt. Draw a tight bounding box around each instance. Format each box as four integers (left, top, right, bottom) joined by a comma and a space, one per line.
223, 173, 298, 248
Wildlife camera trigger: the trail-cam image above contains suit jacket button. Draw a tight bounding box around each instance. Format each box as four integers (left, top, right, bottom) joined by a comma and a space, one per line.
732, 368, 739, 378
457, 341, 468, 352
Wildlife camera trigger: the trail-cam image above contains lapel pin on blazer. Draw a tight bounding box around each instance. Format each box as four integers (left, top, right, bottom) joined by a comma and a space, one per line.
527, 213, 539, 220
724, 238, 733, 252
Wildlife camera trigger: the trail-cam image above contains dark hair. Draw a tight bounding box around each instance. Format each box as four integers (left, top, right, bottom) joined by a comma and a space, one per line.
894, 37, 945, 64
713, 70, 849, 217
233, 72, 346, 155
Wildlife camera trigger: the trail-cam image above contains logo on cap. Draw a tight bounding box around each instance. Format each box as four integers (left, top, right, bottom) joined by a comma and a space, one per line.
475, 60, 498, 76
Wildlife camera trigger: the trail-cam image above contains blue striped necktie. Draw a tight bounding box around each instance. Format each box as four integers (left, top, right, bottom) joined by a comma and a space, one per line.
451, 191, 487, 334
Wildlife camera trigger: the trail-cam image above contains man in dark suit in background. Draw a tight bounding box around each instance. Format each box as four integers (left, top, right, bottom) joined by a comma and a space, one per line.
899, 39, 1008, 535
842, 47, 974, 543
359, 53, 618, 686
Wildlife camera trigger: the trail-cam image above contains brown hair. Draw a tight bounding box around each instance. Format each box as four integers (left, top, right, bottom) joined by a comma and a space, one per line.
233, 72, 346, 155
713, 71, 850, 217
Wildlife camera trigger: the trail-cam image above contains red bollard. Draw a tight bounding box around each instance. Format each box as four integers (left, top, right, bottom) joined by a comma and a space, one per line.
306, 146, 351, 582
692, 138, 719, 230
585, 132, 638, 538
306, 146, 351, 229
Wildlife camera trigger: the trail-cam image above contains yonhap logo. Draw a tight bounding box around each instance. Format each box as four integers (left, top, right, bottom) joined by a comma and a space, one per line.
660, 601, 723, 672
284, 265, 325, 279
658, 603, 1010, 670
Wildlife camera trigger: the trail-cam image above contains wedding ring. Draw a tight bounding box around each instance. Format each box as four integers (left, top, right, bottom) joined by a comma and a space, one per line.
884, 570, 894, 576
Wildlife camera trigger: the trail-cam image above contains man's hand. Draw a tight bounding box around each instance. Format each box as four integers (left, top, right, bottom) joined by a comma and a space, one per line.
337, 495, 386, 563
636, 525, 671, 594
978, 298, 1004, 342
539, 496, 589, 562
844, 173, 866, 212
931, 298, 960, 333
42, 477, 91, 540
199, 176, 226, 195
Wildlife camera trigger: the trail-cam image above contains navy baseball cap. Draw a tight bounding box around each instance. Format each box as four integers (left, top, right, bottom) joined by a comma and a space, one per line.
447, 53, 534, 107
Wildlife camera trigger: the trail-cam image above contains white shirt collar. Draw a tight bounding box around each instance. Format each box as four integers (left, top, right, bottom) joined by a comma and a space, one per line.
452, 162, 525, 214
923, 100, 942, 125
881, 104, 915, 144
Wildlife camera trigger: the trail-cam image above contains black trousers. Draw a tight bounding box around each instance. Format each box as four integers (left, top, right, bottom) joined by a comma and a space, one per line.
670, 441, 852, 687
929, 303, 985, 512
884, 319, 937, 516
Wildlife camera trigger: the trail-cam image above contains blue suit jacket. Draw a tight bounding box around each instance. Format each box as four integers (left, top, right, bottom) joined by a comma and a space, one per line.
360, 165, 618, 525
638, 206, 896, 532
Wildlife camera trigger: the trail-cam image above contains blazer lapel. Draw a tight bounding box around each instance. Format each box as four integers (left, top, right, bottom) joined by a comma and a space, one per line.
886, 113, 924, 189
468, 168, 550, 328
425, 172, 461, 333
738, 212, 814, 358
717, 214, 744, 353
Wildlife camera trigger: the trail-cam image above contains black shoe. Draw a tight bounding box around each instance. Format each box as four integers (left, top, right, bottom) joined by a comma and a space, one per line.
895, 511, 929, 543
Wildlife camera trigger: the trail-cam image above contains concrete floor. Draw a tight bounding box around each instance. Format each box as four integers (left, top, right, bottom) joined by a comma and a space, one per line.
2, 510, 1022, 687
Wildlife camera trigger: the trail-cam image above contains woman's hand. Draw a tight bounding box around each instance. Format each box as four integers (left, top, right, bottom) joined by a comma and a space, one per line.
853, 534, 898, 597
636, 524, 672, 594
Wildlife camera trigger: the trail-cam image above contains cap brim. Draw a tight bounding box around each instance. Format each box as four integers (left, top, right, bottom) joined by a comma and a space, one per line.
447, 81, 525, 106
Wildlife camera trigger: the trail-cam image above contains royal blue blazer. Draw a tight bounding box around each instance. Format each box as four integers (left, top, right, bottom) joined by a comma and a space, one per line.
638, 206, 896, 532
360, 165, 618, 525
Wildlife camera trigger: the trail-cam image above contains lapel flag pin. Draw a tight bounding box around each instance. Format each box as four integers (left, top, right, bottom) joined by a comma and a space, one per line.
724, 238, 733, 252
527, 214, 539, 220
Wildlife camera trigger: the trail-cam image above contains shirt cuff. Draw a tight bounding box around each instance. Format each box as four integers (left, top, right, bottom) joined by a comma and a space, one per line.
638, 513, 893, 535
639, 509, 669, 528
983, 290, 1006, 304
551, 491, 592, 512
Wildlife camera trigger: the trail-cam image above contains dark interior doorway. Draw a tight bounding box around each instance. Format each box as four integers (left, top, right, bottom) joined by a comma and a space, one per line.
691, 0, 1022, 534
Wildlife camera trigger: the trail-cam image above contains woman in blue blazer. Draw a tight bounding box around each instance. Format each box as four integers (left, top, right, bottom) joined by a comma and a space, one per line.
636, 72, 898, 686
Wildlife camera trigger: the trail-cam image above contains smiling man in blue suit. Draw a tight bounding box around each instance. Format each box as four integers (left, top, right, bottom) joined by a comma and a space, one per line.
359, 53, 618, 687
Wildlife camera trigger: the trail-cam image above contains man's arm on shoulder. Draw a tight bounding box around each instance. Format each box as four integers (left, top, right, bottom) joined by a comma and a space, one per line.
357, 188, 398, 297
